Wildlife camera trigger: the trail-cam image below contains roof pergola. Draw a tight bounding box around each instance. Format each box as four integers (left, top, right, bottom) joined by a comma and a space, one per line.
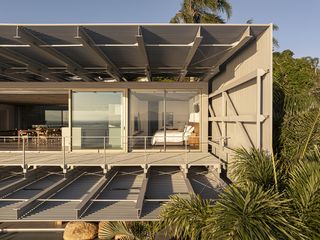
0, 24, 270, 82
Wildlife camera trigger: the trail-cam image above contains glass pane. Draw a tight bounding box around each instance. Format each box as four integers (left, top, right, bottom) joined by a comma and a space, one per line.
166, 91, 200, 150
129, 90, 164, 151
72, 92, 123, 150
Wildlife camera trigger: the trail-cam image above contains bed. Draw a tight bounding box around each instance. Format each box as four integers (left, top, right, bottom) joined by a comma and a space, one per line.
151, 125, 194, 145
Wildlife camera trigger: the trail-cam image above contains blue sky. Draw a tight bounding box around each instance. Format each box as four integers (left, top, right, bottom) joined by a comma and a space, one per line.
0, 0, 318, 58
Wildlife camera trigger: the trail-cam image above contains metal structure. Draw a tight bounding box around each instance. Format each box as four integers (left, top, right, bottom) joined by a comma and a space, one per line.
0, 24, 273, 221
0, 166, 224, 221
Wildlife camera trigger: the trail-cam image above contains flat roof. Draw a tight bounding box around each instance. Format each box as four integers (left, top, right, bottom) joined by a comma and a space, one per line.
0, 24, 270, 82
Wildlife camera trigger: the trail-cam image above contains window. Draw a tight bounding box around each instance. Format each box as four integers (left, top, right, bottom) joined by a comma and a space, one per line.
130, 90, 200, 151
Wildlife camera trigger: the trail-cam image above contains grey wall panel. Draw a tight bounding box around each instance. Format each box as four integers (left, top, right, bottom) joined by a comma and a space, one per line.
209, 25, 273, 167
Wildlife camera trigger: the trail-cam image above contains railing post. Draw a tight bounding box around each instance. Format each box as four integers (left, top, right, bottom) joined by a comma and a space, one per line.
144, 136, 147, 162
22, 138, 26, 172
185, 139, 188, 164
104, 136, 107, 166
63, 137, 66, 172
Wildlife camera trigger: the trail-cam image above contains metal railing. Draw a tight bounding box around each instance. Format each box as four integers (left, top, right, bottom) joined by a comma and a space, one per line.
0, 135, 226, 171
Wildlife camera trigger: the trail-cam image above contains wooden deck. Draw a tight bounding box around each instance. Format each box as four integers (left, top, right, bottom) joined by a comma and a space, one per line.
0, 151, 220, 171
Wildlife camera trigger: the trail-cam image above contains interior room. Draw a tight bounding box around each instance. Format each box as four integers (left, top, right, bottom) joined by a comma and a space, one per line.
0, 93, 68, 150
129, 89, 201, 151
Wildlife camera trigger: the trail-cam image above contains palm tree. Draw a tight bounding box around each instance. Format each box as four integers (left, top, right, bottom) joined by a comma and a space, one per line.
160, 194, 214, 240
286, 152, 320, 239
98, 221, 162, 240
205, 184, 305, 240
230, 148, 280, 191
170, 0, 232, 23
160, 184, 305, 240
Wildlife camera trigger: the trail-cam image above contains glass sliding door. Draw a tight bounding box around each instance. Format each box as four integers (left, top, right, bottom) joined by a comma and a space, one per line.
129, 90, 164, 151
166, 91, 200, 150
129, 89, 201, 151
72, 91, 124, 150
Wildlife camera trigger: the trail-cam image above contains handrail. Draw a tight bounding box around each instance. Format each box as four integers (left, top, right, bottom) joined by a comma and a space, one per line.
0, 135, 229, 172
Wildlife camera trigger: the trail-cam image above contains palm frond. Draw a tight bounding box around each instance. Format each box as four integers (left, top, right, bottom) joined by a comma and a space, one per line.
204, 184, 306, 240
286, 161, 320, 238
160, 194, 213, 240
98, 221, 135, 240
170, 0, 231, 23
281, 108, 320, 163
230, 148, 281, 190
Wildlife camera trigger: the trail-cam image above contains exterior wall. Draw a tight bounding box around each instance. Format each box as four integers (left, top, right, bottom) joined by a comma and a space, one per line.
209, 26, 272, 163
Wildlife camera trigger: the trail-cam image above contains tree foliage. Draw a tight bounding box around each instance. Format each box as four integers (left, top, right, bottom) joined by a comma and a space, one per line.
160, 195, 213, 240
205, 184, 304, 240
273, 50, 319, 154
98, 221, 162, 240
170, 0, 232, 23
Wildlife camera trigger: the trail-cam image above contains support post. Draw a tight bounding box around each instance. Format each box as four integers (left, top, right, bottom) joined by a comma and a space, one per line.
63, 137, 67, 173
104, 136, 107, 168
144, 136, 147, 162
22, 138, 26, 173
185, 140, 188, 164
68, 90, 72, 152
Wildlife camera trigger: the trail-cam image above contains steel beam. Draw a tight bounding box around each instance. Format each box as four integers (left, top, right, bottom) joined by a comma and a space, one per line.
0, 72, 28, 82
210, 114, 267, 123
136, 27, 152, 81
135, 171, 149, 218
74, 168, 118, 219
0, 168, 48, 198
183, 174, 194, 195
0, 47, 64, 82
16, 26, 92, 82
14, 169, 83, 219
209, 69, 267, 98
76, 27, 125, 82
178, 27, 202, 81
202, 27, 254, 82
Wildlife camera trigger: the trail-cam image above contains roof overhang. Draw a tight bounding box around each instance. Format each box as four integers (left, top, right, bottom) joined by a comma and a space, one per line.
0, 24, 271, 82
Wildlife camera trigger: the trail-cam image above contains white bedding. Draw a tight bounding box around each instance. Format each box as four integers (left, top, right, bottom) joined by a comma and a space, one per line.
151, 130, 190, 145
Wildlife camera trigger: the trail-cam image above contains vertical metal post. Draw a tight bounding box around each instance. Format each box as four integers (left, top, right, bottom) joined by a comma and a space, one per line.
68, 90, 72, 152
163, 90, 166, 152
144, 136, 147, 162
185, 139, 188, 164
104, 136, 107, 166
63, 137, 66, 169
22, 138, 26, 170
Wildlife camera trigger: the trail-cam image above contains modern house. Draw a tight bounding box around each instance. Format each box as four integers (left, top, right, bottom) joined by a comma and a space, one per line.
0, 24, 272, 221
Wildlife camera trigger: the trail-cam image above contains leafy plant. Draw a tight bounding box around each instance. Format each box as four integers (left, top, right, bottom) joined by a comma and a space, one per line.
230, 148, 280, 191
286, 159, 320, 239
98, 221, 162, 240
205, 184, 305, 240
160, 194, 214, 240
171, 0, 232, 23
